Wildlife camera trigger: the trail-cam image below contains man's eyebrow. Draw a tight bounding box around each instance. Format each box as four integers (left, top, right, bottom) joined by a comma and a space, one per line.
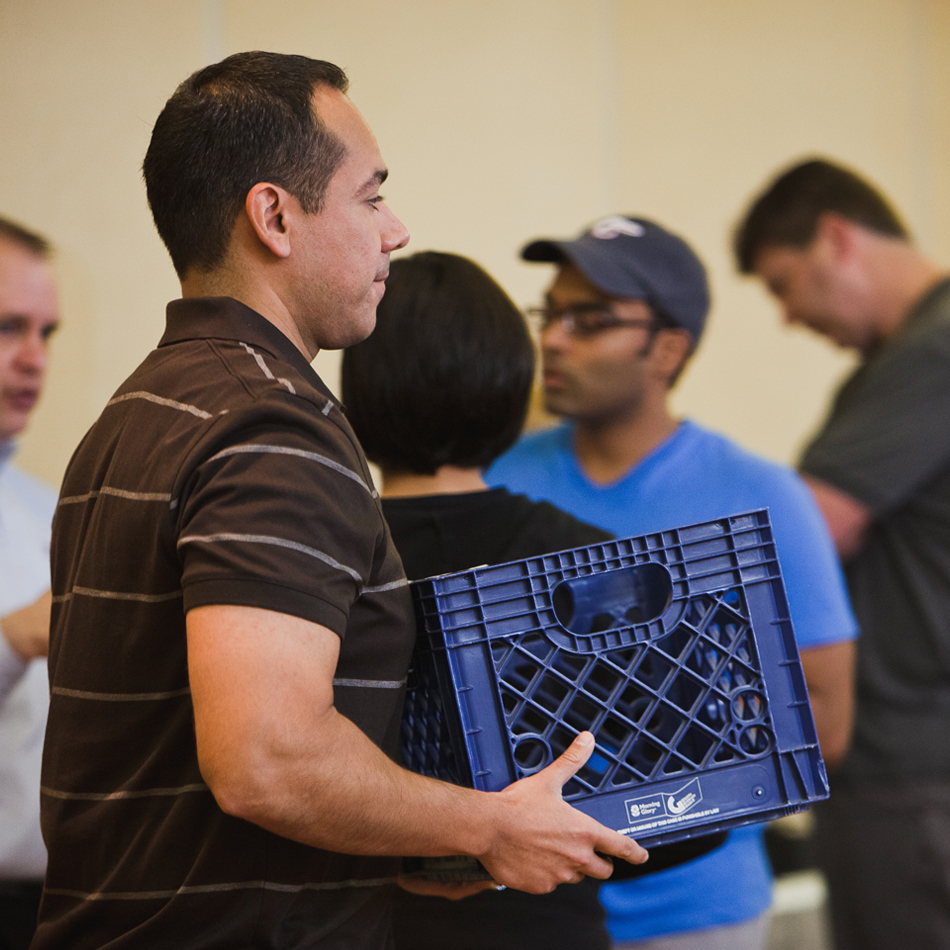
358, 169, 388, 195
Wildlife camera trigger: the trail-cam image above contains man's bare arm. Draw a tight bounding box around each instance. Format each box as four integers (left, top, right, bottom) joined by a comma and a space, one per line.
187, 604, 647, 894
799, 639, 855, 771
798, 475, 862, 769
803, 475, 873, 561
1, 590, 51, 661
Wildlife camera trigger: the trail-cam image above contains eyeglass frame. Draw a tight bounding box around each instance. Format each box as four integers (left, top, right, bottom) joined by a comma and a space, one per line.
524, 301, 677, 339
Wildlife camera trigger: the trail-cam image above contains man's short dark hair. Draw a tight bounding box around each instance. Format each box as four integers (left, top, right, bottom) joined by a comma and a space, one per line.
143, 51, 349, 279
341, 251, 535, 475
734, 158, 909, 273
0, 216, 51, 258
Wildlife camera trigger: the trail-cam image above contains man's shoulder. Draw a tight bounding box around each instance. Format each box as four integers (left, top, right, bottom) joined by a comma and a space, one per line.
95, 332, 342, 458
914, 274, 950, 322
675, 421, 800, 486
489, 424, 570, 477
64, 332, 359, 504
887, 276, 950, 355
661, 422, 816, 528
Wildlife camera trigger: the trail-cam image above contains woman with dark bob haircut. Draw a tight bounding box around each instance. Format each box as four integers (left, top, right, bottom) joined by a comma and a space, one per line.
342, 250, 534, 479
341, 251, 615, 947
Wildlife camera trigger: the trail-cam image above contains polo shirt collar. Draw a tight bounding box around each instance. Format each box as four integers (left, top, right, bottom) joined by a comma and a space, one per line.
160, 296, 335, 402
907, 275, 950, 328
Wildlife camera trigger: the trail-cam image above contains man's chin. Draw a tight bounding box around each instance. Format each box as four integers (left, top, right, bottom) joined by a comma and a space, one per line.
317, 312, 377, 351
542, 391, 577, 419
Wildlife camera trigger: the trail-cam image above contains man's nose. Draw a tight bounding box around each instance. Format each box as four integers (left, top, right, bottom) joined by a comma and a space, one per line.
16, 334, 48, 373
780, 303, 798, 326
381, 207, 409, 253
540, 319, 572, 352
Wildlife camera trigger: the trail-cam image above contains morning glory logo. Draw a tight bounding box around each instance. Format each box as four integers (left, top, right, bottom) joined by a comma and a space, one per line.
624, 778, 703, 824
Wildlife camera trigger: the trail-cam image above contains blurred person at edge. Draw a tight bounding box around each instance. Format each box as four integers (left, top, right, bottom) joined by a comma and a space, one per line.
488, 214, 858, 950
0, 216, 59, 950
736, 158, 950, 950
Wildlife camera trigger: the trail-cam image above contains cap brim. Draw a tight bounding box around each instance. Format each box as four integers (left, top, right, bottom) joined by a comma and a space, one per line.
521, 239, 568, 263
522, 236, 649, 300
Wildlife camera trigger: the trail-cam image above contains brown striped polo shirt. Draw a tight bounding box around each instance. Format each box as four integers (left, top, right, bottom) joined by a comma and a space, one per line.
35, 297, 416, 949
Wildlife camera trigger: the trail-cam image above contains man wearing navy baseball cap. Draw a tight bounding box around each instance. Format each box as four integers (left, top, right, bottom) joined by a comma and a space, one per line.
488, 215, 857, 950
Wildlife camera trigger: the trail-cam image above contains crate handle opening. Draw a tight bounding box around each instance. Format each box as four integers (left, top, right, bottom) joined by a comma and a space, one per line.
513, 735, 551, 773
552, 563, 673, 637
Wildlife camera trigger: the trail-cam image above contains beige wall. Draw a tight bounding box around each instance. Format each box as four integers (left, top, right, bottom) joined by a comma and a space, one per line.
1, 0, 948, 487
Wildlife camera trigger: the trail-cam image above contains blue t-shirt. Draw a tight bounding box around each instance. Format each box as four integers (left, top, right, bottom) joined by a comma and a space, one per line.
488, 420, 857, 942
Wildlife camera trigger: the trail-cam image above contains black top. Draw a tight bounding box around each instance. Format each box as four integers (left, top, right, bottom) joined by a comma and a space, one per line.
802, 277, 950, 783
384, 488, 613, 950
382, 487, 614, 578
37, 297, 416, 949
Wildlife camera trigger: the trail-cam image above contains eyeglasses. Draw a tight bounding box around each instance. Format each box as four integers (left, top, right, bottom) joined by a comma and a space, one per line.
525, 303, 657, 338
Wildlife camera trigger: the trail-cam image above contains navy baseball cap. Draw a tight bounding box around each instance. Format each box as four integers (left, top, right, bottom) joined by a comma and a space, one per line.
521, 215, 710, 342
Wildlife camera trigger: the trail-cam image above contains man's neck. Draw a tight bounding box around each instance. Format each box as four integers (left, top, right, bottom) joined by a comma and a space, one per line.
865, 240, 947, 349
180, 266, 314, 361
571, 404, 679, 486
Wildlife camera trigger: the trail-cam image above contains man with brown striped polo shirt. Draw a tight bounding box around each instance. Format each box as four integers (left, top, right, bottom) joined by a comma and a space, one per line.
33, 52, 647, 949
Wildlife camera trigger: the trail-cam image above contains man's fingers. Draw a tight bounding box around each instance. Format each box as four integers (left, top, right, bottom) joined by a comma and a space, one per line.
596, 829, 649, 867
397, 875, 498, 900
586, 853, 617, 881
537, 731, 595, 789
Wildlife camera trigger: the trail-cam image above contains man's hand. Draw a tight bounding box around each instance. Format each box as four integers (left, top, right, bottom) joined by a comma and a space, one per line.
476, 732, 648, 893
1, 590, 51, 661
398, 734, 650, 898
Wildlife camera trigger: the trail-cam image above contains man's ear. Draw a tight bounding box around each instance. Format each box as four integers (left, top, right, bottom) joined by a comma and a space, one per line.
815, 211, 859, 264
244, 182, 293, 259
650, 328, 694, 385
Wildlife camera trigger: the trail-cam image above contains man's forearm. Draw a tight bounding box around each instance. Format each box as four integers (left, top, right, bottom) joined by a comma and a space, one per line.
802, 474, 873, 561
202, 704, 644, 893
800, 639, 856, 770
201, 691, 494, 858
188, 603, 648, 893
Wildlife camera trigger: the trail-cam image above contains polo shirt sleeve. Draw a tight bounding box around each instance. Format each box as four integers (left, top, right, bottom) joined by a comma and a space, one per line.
801, 320, 950, 515
175, 394, 390, 638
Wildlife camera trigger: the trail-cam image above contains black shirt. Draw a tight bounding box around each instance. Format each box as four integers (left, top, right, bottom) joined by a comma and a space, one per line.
384, 488, 613, 950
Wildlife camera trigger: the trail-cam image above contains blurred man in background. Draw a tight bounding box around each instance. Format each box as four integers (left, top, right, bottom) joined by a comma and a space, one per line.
489, 215, 857, 949
0, 217, 59, 950
736, 157, 950, 950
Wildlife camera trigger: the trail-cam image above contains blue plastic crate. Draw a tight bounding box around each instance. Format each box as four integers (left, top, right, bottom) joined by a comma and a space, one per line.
401, 509, 828, 848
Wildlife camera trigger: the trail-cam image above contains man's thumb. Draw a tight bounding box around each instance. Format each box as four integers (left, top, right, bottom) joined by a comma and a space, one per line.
540, 731, 596, 789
